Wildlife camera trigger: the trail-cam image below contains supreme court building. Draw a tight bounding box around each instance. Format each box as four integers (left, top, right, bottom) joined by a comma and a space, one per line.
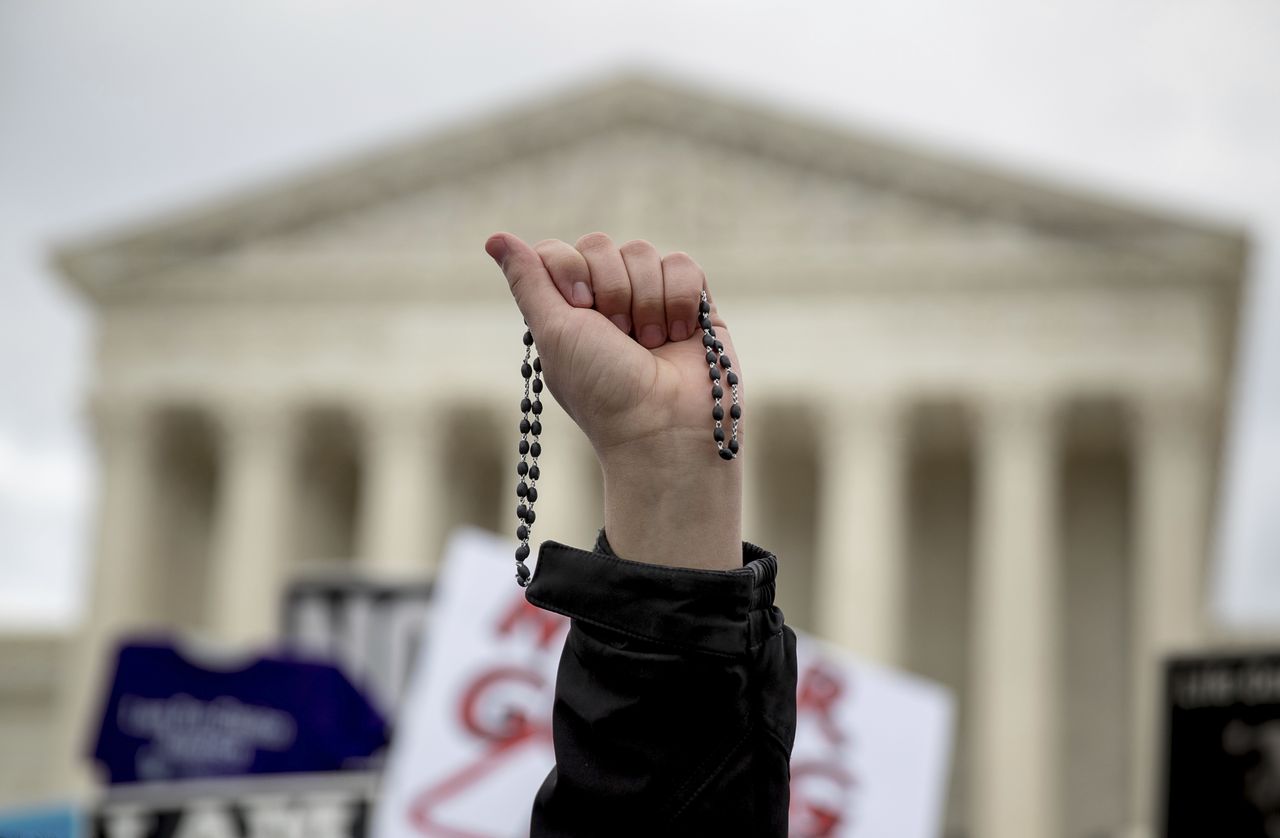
35, 77, 1248, 837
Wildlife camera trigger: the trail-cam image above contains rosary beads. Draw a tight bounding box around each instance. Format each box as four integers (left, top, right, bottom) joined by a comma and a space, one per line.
513, 290, 740, 587
700, 291, 742, 462
514, 327, 542, 587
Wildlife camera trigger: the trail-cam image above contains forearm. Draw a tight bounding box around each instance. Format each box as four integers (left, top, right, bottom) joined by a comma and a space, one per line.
597, 432, 743, 572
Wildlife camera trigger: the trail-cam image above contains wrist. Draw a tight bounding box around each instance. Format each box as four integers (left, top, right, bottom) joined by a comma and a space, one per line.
597, 443, 743, 571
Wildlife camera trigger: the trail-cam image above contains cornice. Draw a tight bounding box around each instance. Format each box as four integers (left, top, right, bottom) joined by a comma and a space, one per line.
53, 73, 1248, 300
86, 240, 1241, 307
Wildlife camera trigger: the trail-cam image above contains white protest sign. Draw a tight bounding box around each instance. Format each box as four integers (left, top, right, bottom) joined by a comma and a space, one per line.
790, 636, 954, 838
373, 527, 953, 838
371, 528, 564, 838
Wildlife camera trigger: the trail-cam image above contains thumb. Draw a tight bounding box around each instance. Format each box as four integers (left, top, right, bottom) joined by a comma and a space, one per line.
485, 232, 569, 337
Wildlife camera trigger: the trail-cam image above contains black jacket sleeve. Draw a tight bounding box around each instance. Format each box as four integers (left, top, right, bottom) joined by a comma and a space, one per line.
524, 530, 797, 837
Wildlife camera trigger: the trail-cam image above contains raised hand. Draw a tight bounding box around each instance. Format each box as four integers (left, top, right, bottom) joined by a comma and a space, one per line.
486, 231, 743, 571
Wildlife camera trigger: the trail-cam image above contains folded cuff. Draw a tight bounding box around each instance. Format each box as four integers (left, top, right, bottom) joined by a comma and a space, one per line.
524, 529, 783, 658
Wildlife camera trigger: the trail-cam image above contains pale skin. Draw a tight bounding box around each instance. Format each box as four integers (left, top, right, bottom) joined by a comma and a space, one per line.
485, 231, 743, 572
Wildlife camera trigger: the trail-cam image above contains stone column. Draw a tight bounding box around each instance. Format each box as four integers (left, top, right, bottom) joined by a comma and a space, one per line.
51, 398, 158, 793
971, 396, 1061, 838
814, 397, 907, 664
207, 401, 294, 645
1127, 394, 1212, 836
358, 399, 446, 575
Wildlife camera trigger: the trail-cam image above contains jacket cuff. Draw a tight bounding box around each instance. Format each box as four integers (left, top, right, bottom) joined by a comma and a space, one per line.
524, 529, 783, 658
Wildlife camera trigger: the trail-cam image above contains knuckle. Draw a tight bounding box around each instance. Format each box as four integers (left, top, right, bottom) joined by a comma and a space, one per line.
533, 238, 567, 256
575, 231, 613, 252
595, 284, 630, 309
619, 238, 656, 258
537, 244, 586, 277
633, 287, 665, 310
662, 251, 704, 278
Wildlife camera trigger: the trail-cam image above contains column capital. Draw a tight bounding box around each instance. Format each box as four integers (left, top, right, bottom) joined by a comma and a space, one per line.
821, 392, 910, 436
358, 396, 437, 438
975, 390, 1062, 428
1128, 389, 1214, 439
88, 393, 158, 441
212, 397, 296, 451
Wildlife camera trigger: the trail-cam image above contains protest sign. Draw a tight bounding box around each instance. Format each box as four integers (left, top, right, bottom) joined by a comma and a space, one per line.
370, 529, 566, 838
283, 576, 433, 719
790, 635, 953, 837
1164, 652, 1280, 837
90, 773, 376, 838
0, 803, 82, 838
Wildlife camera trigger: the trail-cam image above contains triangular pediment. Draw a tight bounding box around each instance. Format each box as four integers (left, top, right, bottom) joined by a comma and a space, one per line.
56, 74, 1245, 299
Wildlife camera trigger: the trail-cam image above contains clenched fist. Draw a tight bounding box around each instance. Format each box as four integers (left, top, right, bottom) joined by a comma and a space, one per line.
485, 232, 743, 571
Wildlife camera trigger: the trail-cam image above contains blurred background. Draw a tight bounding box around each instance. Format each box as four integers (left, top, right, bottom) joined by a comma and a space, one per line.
1, 2, 1278, 837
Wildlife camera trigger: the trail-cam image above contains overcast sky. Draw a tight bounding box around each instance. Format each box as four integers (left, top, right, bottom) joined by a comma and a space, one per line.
1, 0, 1276, 629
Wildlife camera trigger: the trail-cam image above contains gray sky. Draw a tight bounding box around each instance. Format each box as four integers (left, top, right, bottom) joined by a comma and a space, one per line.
1, 0, 1277, 628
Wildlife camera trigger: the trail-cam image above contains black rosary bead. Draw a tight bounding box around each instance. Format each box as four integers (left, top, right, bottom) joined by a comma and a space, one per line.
529, 464, 540, 480
516, 334, 544, 588
698, 290, 740, 463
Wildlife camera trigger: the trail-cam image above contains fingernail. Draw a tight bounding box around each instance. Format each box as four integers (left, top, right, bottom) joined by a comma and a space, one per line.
639, 324, 664, 347
572, 281, 593, 307
670, 320, 690, 341
484, 235, 509, 266
610, 314, 631, 334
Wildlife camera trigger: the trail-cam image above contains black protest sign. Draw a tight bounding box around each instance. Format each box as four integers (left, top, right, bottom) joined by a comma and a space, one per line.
1164, 652, 1280, 838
